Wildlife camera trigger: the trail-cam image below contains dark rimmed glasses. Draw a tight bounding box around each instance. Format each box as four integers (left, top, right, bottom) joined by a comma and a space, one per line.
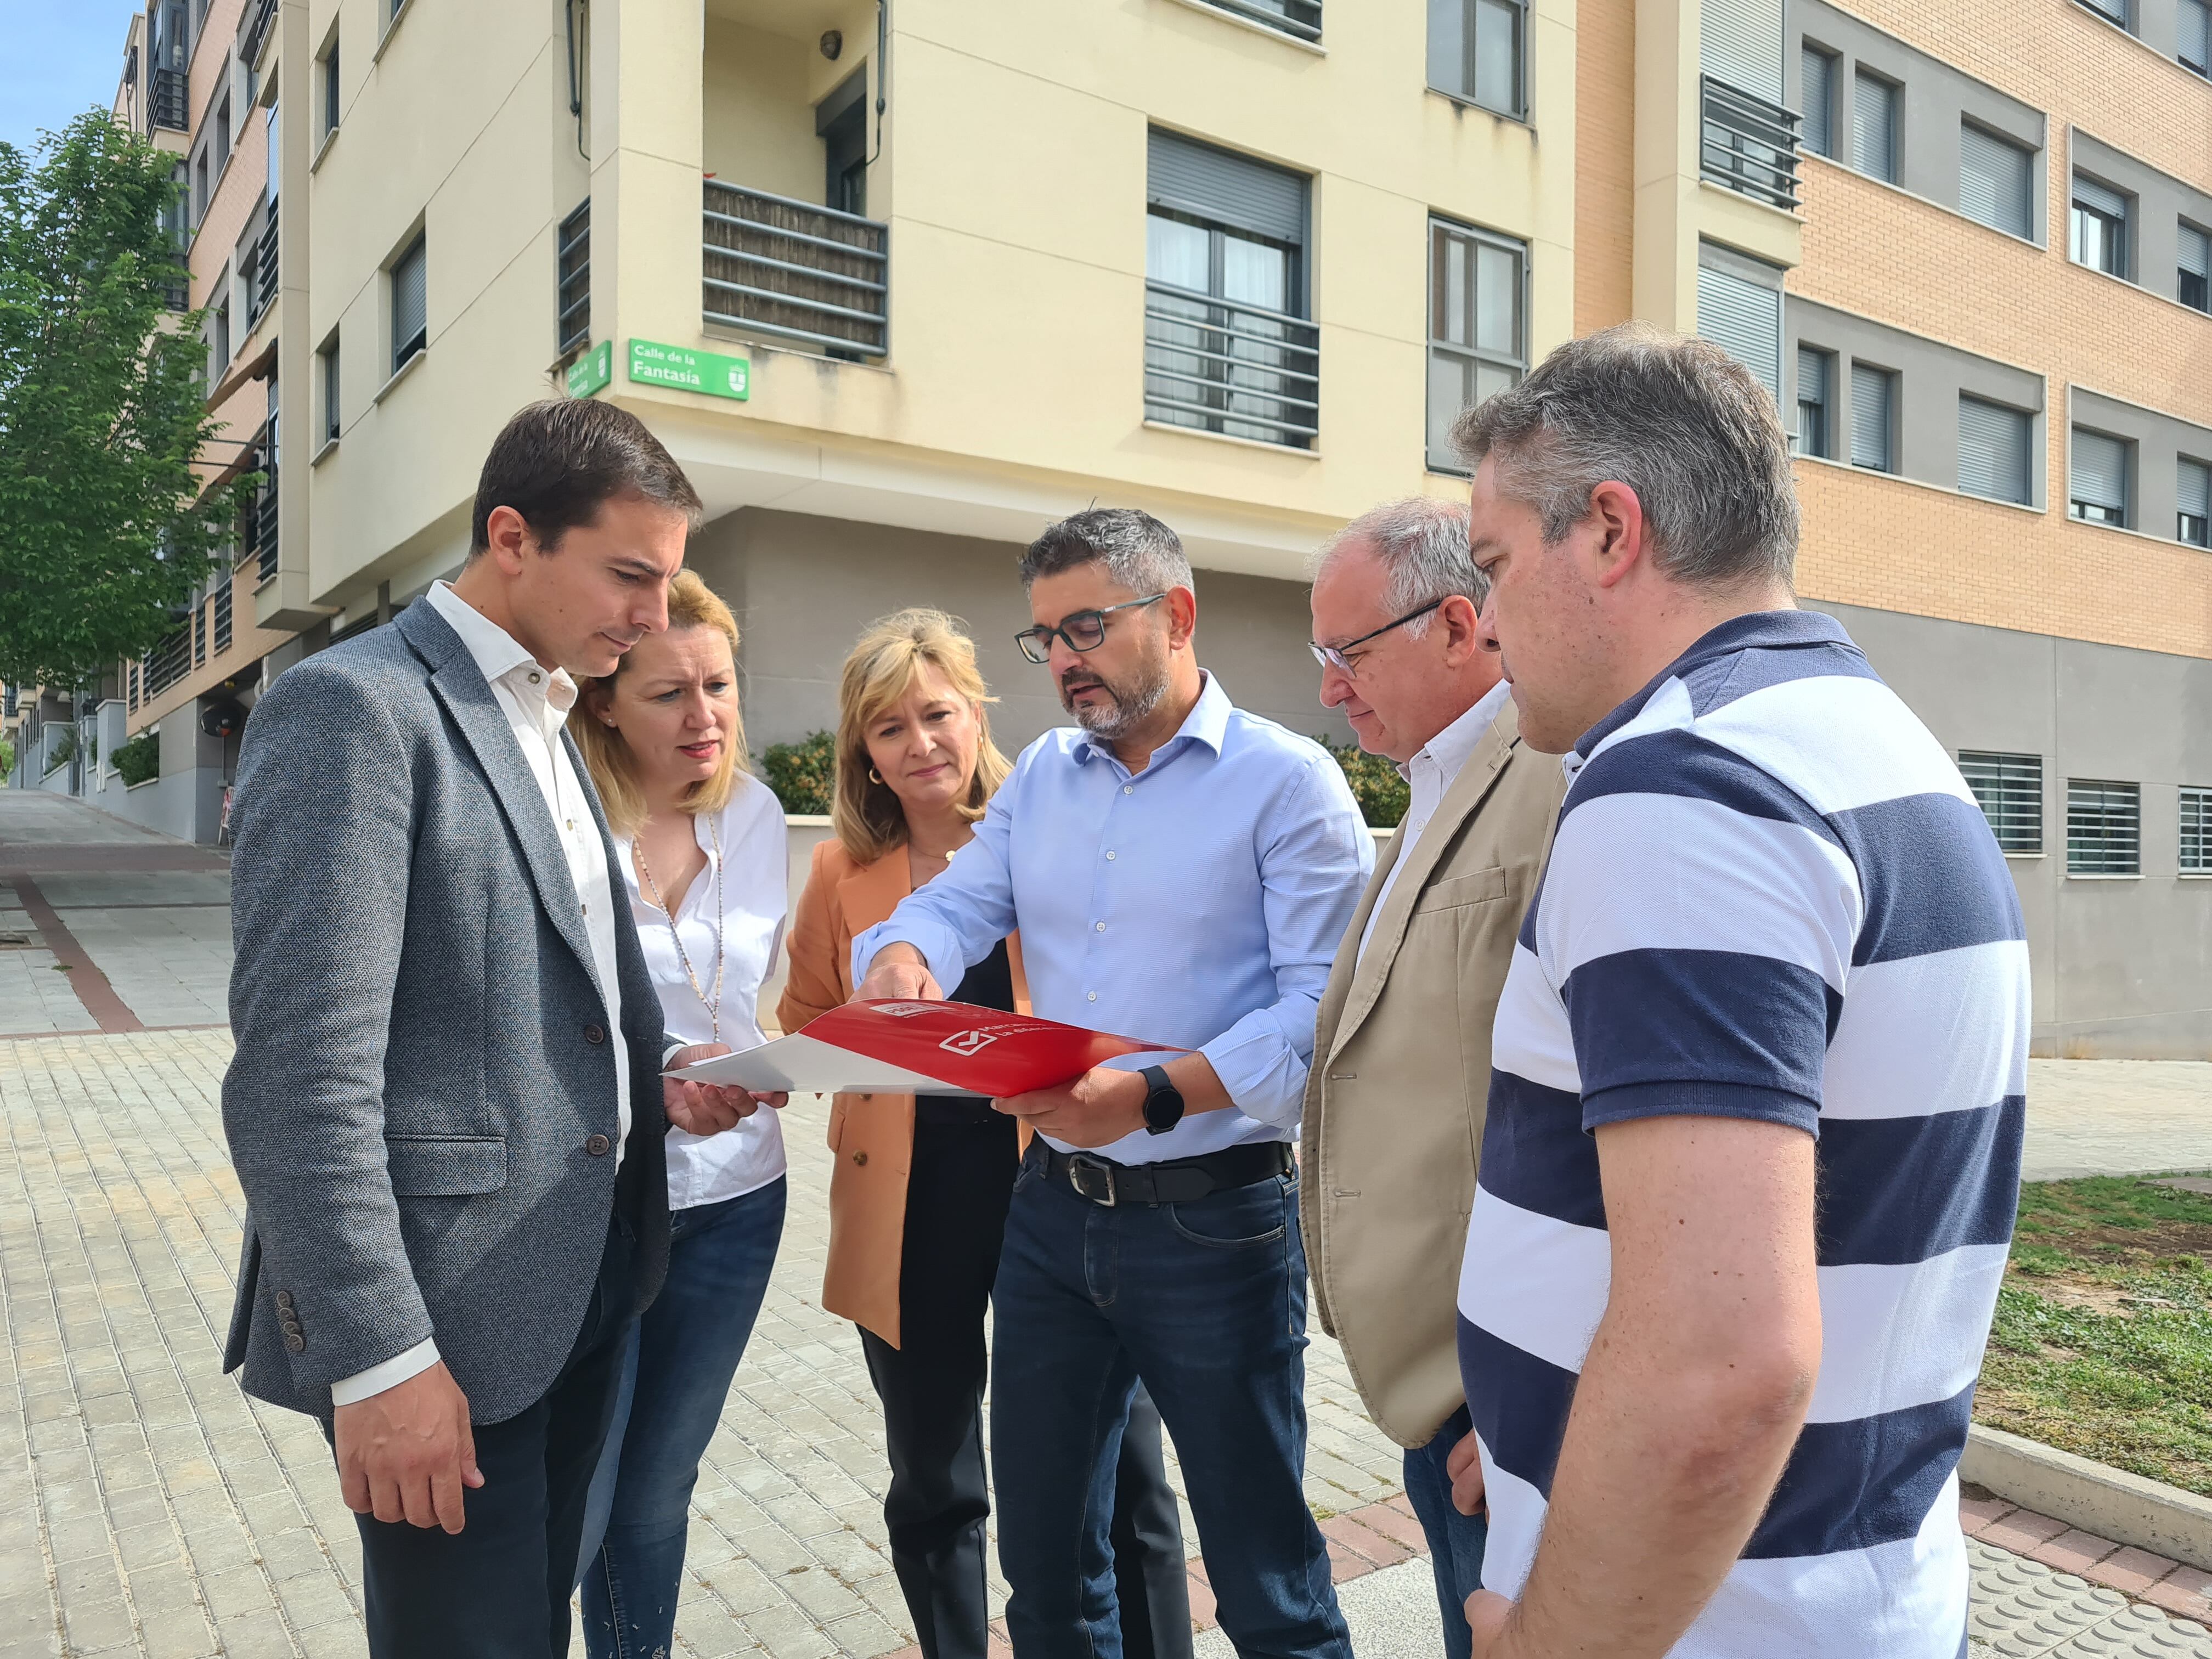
1014, 594, 1167, 664
1308, 597, 1446, 675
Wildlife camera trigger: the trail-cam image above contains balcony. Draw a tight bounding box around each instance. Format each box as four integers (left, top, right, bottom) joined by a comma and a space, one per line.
1196, 0, 1323, 42
249, 202, 278, 326
150, 67, 189, 132
238, 421, 279, 585
142, 616, 194, 702
1142, 282, 1320, 450
1700, 76, 1802, 212
702, 182, 889, 358
241, 0, 277, 69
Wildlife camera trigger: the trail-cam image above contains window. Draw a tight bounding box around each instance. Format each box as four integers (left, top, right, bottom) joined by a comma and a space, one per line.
1429, 0, 1525, 119
1192, 0, 1322, 41
2180, 457, 2210, 548
2070, 427, 2129, 526
390, 0, 411, 21
1796, 346, 1833, 459
319, 334, 340, 444
1959, 396, 2033, 505
1853, 70, 1898, 184
2183, 0, 2210, 75
2181, 222, 2209, 313
1850, 363, 1895, 472
321, 37, 340, 138
1143, 131, 1315, 450
557, 200, 590, 358
390, 232, 427, 374
2072, 174, 2130, 278
2183, 787, 2212, 874
1801, 46, 1837, 159
211, 296, 230, 376
215, 91, 232, 167
1426, 218, 1525, 471
1960, 752, 2042, 854
1959, 123, 2033, 239
2075, 0, 2129, 24
1694, 249, 1782, 409
817, 71, 868, 217
2067, 779, 2140, 875
194, 149, 208, 223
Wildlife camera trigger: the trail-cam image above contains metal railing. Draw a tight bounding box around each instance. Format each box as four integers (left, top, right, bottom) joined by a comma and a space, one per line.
1142, 281, 1320, 449
1700, 77, 1802, 211
557, 199, 590, 357
151, 67, 189, 131
1196, 0, 1323, 41
239, 421, 279, 584
250, 202, 279, 325
142, 618, 194, 702
242, 0, 278, 68
213, 579, 234, 654
703, 182, 889, 358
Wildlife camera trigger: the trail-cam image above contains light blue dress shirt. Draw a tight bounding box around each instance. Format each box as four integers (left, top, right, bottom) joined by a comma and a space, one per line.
852, 673, 1373, 1166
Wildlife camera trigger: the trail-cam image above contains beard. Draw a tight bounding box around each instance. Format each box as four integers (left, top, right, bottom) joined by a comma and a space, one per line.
1059, 651, 1170, 740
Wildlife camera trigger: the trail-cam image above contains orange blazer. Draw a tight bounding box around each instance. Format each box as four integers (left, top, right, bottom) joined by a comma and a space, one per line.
777, 836, 1030, 1348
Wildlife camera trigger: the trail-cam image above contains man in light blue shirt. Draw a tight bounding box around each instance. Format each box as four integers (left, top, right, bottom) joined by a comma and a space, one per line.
854, 509, 1369, 1659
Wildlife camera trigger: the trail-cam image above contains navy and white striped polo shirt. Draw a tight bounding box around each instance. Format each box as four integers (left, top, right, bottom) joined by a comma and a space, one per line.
1458, 610, 2028, 1656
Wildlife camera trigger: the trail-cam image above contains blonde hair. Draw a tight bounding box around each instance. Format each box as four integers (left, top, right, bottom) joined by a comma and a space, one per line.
833, 608, 1011, 865
574, 570, 750, 838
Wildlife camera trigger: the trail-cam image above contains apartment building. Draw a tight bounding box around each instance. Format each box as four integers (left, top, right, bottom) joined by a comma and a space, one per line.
100, 0, 2210, 1054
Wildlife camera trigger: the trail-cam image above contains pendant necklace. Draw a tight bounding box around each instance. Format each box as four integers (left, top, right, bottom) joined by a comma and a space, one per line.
635, 815, 726, 1042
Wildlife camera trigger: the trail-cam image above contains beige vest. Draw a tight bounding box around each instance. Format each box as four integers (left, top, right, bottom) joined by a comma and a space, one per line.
1299, 697, 1567, 1448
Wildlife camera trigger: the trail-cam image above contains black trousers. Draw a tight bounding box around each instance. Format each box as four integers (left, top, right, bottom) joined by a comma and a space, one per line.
861, 1109, 1192, 1659
338, 1217, 636, 1659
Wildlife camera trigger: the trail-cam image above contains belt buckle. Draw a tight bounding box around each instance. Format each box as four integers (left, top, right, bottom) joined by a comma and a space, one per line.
1065, 1154, 1118, 1207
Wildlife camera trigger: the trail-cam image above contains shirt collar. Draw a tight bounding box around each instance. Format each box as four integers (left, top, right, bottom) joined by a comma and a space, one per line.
425, 580, 578, 714
1573, 608, 1846, 758
1072, 669, 1232, 765
1398, 677, 1513, 784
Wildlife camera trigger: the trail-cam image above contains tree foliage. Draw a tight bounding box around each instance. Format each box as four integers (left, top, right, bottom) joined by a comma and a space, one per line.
762, 730, 837, 816
0, 112, 245, 691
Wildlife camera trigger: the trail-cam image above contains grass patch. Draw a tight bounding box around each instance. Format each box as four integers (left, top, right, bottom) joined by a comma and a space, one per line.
1977, 1172, 2212, 1496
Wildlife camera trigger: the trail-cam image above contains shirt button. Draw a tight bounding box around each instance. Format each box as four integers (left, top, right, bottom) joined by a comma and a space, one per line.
1095, 922, 1106, 932
1105, 850, 1116, 861
527, 672, 541, 684
853, 1150, 868, 1166
1122, 785, 1133, 795
585, 1133, 612, 1156
1087, 991, 1098, 1002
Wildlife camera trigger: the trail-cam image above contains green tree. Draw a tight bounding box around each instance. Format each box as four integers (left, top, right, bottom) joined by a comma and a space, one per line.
1326, 740, 1410, 828
0, 112, 245, 692
762, 730, 837, 816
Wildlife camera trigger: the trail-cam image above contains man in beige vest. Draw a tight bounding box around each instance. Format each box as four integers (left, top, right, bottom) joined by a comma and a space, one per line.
1300, 498, 1566, 1659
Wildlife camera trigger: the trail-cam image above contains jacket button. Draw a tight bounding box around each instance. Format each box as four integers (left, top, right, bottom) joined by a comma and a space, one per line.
283, 1333, 306, 1353
584, 1024, 606, 1045
274, 1290, 295, 1311
852, 1150, 868, 1166
585, 1133, 612, 1157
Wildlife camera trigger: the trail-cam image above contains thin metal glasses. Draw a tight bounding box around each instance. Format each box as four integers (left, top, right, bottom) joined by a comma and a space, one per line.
1307, 598, 1446, 675
1014, 594, 1167, 664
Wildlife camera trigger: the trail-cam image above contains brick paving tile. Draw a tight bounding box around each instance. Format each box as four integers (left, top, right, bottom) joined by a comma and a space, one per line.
1347, 1498, 1427, 1553
1186, 1568, 1218, 1632
1980, 1506, 2073, 1551
1959, 1491, 2017, 1534
2142, 1565, 2212, 1622
1319, 1511, 1413, 1570
2087, 1545, 2185, 1594
2032, 1526, 2125, 1574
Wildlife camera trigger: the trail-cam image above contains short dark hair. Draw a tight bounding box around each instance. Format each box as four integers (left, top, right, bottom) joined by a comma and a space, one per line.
468, 399, 704, 557
1451, 323, 1799, 592
1018, 508, 1194, 594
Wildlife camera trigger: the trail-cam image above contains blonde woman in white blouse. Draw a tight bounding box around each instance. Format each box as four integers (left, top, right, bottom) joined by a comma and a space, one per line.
569, 570, 789, 1656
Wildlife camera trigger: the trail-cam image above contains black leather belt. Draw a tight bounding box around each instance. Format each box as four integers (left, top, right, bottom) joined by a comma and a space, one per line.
1039, 1141, 1292, 1207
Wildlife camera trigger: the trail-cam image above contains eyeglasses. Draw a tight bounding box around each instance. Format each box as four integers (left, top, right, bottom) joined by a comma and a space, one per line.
1308, 597, 1446, 676
1014, 595, 1167, 664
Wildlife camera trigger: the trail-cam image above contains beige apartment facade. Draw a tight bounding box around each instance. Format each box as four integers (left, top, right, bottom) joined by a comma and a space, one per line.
104, 0, 2212, 1054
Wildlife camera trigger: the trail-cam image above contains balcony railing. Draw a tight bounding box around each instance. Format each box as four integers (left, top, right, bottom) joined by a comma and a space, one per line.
213, 579, 233, 654
239, 421, 279, 584
1142, 281, 1319, 450
241, 0, 278, 69
703, 182, 889, 358
1196, 0, 1323, 42
1700, 76, 1803, 211
557, 199, 590, 357
142, 617, 194, 702
250, 202, 279, 325
151, 67, 189, 132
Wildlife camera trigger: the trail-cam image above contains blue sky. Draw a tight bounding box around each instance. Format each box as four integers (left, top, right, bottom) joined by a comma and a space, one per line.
0, 1, 149, 156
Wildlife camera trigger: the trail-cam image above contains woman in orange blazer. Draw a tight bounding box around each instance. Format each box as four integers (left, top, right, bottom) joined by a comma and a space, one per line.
778, 610, 1187, 1659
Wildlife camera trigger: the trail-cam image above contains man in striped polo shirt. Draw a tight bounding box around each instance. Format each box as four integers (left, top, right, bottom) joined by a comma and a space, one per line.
1442, 325, 2028, 1658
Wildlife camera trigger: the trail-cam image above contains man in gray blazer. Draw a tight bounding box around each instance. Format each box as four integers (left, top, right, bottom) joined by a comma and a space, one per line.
222, 400, 763, 1658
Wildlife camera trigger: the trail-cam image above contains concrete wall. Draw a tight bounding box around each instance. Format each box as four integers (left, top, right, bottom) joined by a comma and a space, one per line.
689, 507, 1353, 757
1816, 598, 2212, 1059
2070, 128, 2212, 309
2068, 386, 2212, 543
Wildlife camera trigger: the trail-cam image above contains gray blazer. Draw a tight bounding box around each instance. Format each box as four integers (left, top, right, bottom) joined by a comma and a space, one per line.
220, 600, 671, 1425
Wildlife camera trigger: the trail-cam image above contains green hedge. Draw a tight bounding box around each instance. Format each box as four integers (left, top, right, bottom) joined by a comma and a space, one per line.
762, 730, 836, 816
42, 727, 74, 775
1325, 741, 1408, 828
113, 731, 161, 787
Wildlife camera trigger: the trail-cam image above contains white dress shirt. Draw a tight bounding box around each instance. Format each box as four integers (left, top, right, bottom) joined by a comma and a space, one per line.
1355, 678, 1513, 965
332, 581, 629, 1407
618, 775, 789, 1210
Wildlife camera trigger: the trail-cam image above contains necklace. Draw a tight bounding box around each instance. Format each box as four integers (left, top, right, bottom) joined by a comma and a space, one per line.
635, 814, 726, 1042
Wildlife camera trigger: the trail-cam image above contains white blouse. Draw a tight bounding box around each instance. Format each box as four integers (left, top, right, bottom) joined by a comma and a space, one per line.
618, 774, 790, 1210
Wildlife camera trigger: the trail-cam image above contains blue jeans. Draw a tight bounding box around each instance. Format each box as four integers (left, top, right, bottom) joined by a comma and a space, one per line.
577, 1177, 787, 1659
1402, 1406, 1489, 1659
990, 1149, 1351, 1659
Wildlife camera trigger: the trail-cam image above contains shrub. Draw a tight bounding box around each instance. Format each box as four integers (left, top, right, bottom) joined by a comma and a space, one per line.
0, 738, 13, 779
1326, 741, 1408, 829
43, 727, 75, 774
113, 731, 161, 787
762, 730, 836, 816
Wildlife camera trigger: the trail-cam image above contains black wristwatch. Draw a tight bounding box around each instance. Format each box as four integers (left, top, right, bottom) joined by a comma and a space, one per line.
1139, 1065, 1186, 1136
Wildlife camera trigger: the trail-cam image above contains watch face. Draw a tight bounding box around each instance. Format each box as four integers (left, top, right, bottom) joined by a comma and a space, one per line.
1143, 1074, 1186, 1133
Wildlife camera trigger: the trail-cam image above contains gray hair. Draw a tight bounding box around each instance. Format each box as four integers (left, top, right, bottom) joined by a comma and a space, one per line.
1450, 322, 1799, 591
1311, 498, 1484, 638
1019, 508, 1194, 595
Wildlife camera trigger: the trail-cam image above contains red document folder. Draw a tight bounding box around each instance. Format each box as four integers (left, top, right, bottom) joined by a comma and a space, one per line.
665, 1000, 1183, 1096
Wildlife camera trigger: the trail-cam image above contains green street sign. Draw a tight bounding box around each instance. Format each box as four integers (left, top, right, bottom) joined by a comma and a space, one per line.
565, 340, 613, 399
628, 338, 750, 401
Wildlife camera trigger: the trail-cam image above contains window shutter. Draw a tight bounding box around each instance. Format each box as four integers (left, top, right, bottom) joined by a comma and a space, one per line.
1801, 48, 1835, 155
1959, 396, 2032, 504
2179, 457, 2210, 521
1959, 124, 2032, 238
2072, 173, 2128, 219
1850, 363, 1892, 470
2071, 428, 2128, 512
1853, 73, 1897, 181
391, 235, 427, 364
1700, 0, 1784, 102
2182, 223, 2210, 279
1694, 263, 1781, 407
2183, 0, 2210, 70
1797, 345, 1827, 408
1147, 129, 1306, 247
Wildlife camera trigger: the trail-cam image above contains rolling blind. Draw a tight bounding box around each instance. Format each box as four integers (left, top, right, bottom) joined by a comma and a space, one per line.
1853, 72, 1897, 182
2073, 173, 2128, 219
1701, 0, 1785, 102
2182, 223, 2210, 279
1801, 48, 1835, 156
391, 235, 427, 367
1959, 396, 2032, 504
1959, 124, 2033, 238
1850, 363, 1893, 470
2180, 457, 2210, 520
2071, 428, 2128, 512
1147, 129, 1307, 246
2183, 0, 2210, 70
1695, 263, 1782, 407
